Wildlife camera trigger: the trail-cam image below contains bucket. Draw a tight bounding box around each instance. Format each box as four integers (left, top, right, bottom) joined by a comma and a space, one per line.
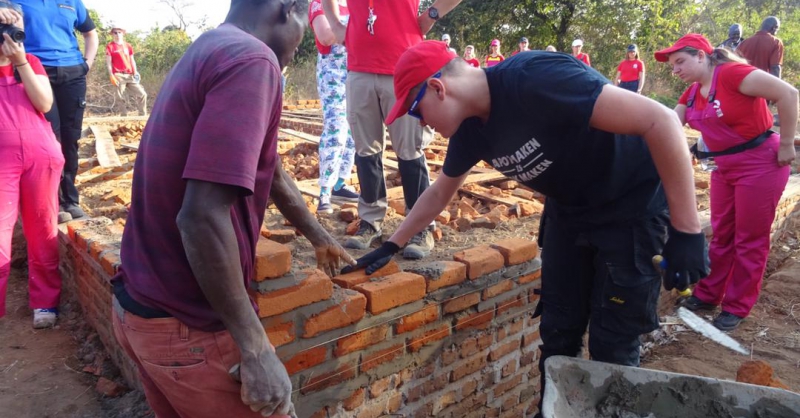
542, 356, 800, 418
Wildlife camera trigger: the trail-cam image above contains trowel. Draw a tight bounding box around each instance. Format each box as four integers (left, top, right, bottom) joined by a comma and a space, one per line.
652, 255, 749, 355
677, 307, 750, 355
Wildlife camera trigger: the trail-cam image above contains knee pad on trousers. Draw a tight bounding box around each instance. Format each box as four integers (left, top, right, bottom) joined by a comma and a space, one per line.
355, 152, 386, 205
397, 156, 430, 210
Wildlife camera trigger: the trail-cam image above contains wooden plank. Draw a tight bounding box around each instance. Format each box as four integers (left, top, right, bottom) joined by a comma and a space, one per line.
460, 185, 528, 207
90, 125, 122, 167
279, 128, 320, 144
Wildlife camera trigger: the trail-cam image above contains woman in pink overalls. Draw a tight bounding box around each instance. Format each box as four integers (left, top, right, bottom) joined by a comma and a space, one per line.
0, 4, 64, 329
655, 34, 798, 330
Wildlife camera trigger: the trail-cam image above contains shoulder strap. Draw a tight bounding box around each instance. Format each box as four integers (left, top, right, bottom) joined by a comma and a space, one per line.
686, 83, 699, 108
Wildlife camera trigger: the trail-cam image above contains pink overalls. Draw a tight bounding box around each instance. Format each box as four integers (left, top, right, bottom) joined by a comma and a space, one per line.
685, 65, 790, 318
0, 66, 65, 317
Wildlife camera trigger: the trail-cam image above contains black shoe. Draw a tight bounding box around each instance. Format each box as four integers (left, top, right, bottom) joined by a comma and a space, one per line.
713, 311, 744, 331
331, 184, 359, 202
681, 295, 717, 311
62, 204, 87, 219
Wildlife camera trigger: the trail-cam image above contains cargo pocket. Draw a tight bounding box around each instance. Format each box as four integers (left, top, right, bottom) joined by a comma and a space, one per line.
632, 213, 668, 275
600, 264, 660, 335
73, 98, 86, 128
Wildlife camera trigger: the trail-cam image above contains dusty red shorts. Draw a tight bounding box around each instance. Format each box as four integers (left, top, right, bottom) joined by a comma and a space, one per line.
112, 297, 271, 418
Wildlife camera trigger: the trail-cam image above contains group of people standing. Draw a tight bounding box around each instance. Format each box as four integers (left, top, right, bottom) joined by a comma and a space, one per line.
0, 0, 149, 331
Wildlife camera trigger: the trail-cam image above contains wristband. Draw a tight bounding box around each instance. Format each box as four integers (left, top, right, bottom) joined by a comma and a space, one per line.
13, 61, 29, 68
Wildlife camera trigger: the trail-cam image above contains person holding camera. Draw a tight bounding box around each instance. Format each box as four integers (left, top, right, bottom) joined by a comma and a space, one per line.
0, 2, 64, 329
106, 27, 147, 117
16, 0, 98, 223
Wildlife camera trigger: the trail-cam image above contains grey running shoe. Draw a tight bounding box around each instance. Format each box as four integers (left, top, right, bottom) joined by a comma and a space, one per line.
57, 211, 73, 224
63, 204, 87, 219
344, 221, 381, 250
403, 228, 434, 259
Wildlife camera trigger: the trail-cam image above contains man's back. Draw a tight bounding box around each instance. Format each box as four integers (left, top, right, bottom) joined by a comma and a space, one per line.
737, 31, 783, 73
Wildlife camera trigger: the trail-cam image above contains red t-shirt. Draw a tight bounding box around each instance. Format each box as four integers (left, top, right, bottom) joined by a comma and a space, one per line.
465, 58, 480, 68
106, 42, 135, 74
511, 49, 529, 56
309, 0, 349, 55
736, 31, 783, 73
575, 53, 591, 66
114, 24, 282, 332
617, 59, 644, 82
0, 54, 46, 78
344, 0, 423, 74
679, 62, 772, 140
485, 54, 505, 67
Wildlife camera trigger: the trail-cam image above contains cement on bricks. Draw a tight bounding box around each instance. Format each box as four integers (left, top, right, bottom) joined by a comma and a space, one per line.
354, 272, 426, 314
361, 344, 404, 372
408, 324, 451, 352
303, 290, 367, 338
453, 246, 505, 279
490, 238, 539, 266
252, 269, 333, 318
408, 261, 467, 292
284, 345, 328, 375
332, 260, 401, 289
443, 292, 480, 314
483, 279, 515, 300
263, 320, 295, 347
253, 237, 292, 281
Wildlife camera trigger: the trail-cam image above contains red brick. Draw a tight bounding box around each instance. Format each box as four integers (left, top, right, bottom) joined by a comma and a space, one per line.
523, 330, 541, 347
331, 260, 401, 289
491, 238, 539, 266
494, 374, 523, 397
356, 401, 385, 418
463, 378, 479, 397
300, 364, 356, 394
396, 304, 439, 334
335, 325, 388, 356
361, 344, 404, 372
386, 392, 403, 413
267, 229, 296, 243
453, 246, 505, 279
369, 375, 392, 398
451, 355, 487, 381
99, 251, 121, 276
310, 408, 328, 418
442, 348, 458, 366
424, 261, 467, 292
408, 324, 451, 352
443, 292, 480, 314
509, 319, 524, 335
354, 272, 426, 314
303, 291, 367, 337
496, 295, 525, 316
283, 346, 327, 375
483, 279, 515, 300
490, 339, 520, 361
518, 269, 542, 284
520, 350, 537, 367
252, 269, 333, 318
529, 288, 541, 305
253, 237, 292, 281
455, 309, 495, 331
343, 387, 365, 411
263, 320, 294, 347
502, 360, 517, 377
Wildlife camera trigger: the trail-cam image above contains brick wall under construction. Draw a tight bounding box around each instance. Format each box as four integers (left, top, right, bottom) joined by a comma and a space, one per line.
58, 173, 800, 417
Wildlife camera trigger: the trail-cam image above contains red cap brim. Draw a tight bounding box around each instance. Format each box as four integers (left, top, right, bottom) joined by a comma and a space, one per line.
385, 90, 411, 125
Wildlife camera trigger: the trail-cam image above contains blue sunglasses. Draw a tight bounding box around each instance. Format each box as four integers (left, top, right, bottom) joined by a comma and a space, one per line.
407, 72, 441, 119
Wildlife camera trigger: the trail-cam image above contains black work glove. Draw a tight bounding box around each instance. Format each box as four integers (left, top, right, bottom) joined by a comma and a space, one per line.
661, 225, 710, 291
340, 241, 401, 275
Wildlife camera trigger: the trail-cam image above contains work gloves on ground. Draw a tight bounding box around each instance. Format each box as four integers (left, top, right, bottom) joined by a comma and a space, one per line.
341, 241, 400, 275
661, 225, 710, 291
110, 74, 118, 86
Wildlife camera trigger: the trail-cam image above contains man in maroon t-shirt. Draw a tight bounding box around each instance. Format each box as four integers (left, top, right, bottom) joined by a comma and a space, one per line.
110, 1, 354, 417
323, 0, 462, 260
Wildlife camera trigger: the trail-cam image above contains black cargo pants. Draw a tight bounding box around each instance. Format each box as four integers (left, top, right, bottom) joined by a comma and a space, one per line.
44, 63, 89, 208
535, 210, 668, 411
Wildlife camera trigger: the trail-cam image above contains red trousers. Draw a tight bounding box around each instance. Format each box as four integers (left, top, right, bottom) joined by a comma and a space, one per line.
694, 136, 790, 317
112, 298, 275, 418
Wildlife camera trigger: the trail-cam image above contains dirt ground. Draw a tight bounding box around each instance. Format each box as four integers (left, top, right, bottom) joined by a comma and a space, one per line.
1, 118, 798, 417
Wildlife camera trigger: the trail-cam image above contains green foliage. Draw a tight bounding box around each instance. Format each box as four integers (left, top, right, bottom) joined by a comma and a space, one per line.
136, 27, 192, 75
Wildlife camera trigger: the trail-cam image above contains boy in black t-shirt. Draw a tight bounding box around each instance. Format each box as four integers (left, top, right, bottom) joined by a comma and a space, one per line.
344, 41, 710, 415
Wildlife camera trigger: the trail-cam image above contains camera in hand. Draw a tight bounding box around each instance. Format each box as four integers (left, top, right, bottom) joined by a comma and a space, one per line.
0, 24, 26, 44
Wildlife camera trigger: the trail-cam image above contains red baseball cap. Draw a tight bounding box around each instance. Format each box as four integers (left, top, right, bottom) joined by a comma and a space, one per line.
654, 33, 713, 62
385, 41, 458, 125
